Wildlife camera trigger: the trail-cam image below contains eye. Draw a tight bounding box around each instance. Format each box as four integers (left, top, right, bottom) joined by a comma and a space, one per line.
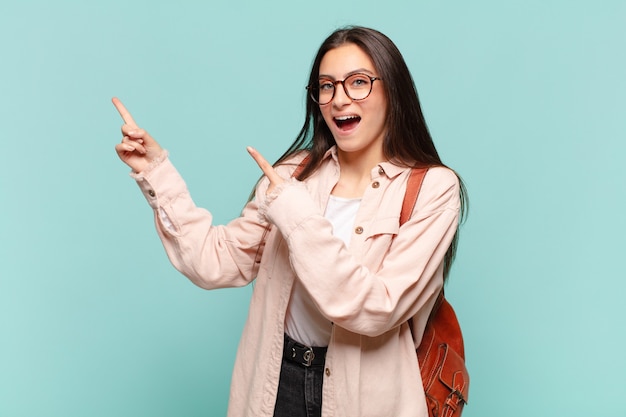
318, 79, 334, 91
348, 74, 371, 88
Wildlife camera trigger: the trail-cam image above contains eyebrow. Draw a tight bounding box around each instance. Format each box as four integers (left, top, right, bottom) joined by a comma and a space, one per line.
318, 68, 376, 80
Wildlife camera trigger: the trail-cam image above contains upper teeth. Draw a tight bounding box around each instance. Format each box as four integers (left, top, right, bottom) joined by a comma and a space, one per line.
335, 115, 358, 121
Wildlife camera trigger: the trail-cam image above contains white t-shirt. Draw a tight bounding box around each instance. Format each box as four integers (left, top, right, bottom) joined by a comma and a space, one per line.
284, 195, 362, 347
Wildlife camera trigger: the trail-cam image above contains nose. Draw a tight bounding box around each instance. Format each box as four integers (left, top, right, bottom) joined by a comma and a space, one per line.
332, 83, 352, 107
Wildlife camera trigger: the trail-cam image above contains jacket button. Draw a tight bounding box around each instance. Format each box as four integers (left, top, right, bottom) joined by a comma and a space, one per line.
355, 226, 363, 234
325, 368, 331, 377
372, 181, 380, 188
378, 167, 384, 175
148, 190, 156, 197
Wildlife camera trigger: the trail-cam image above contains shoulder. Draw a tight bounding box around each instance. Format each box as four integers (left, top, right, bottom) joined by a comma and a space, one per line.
424, 166, 459, 190
415, 166, 460, 213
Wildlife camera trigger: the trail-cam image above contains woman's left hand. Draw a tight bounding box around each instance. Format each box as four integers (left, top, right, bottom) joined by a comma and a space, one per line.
247, 146, 285, 195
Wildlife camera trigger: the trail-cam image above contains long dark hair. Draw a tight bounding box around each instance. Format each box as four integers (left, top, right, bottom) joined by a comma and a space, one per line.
259, 26, 467, 280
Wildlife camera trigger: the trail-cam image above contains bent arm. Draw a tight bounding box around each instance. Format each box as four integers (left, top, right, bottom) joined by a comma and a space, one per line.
264, 167, 460, 337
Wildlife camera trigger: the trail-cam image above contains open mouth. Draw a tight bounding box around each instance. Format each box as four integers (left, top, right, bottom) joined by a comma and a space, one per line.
334, 115, 361, 131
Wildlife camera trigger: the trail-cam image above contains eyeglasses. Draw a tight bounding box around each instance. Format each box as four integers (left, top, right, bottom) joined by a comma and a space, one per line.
307, 73, 382, 105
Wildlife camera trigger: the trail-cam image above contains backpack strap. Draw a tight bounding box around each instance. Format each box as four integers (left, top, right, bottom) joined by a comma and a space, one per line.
400, 167, 429, 227
292, 153, 312, 179
402, 167, 447, 332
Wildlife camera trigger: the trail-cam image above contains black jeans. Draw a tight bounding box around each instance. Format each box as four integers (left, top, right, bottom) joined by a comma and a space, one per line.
273, 336, 326, 417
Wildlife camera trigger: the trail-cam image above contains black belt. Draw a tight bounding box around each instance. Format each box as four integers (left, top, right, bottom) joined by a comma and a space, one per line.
283, 333, 327, 367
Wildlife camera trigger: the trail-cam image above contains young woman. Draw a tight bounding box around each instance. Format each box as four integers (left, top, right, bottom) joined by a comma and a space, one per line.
114, 26, 466, 417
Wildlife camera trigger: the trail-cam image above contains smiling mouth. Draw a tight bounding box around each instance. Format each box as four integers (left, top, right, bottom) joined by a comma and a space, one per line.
334, 115, 361, 131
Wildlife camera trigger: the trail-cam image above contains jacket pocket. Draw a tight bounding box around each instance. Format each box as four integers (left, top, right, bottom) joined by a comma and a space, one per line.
364, 216, 399, 239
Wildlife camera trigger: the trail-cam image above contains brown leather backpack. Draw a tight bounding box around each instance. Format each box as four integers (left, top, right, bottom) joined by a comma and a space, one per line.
401, 168, 469, 417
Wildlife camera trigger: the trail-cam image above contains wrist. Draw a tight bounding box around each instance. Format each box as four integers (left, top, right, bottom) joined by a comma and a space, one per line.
130, 150, 169, 178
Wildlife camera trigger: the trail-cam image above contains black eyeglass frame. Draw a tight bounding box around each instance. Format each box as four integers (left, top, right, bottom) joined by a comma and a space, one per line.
306, 73, 382, 105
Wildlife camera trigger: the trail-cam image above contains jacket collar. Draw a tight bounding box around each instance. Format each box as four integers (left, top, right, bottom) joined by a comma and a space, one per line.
322, 146, 411, 180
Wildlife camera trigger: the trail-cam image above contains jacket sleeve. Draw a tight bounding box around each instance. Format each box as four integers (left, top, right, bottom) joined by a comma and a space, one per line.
132, 155, 271, 289
263, 167, 460, 337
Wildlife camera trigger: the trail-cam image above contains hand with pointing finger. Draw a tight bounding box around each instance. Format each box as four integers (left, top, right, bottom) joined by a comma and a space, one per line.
112, 97, 164, 173
247, 146, 285, 196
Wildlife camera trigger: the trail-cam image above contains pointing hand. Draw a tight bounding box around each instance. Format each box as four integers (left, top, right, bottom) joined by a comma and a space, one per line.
112, 97, 164, 173
247, 146, 285, 195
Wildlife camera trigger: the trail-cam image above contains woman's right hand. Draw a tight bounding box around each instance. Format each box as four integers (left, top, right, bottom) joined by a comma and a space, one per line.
112, 97, 164, 173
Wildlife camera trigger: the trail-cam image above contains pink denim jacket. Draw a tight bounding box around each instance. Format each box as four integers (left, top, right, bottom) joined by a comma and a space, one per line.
133, 147, 460, 417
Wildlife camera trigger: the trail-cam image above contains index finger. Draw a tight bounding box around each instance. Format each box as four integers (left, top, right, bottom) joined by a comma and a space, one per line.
247, 146, 281, 182
112, 97, 138, 127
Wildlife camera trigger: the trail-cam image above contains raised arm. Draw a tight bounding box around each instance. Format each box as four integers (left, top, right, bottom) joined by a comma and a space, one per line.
112, 98, 271, 289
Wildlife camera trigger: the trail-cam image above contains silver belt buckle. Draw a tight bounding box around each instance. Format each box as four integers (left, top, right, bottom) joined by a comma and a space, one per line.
302, 348, 315, 367
292, 346, 315, 367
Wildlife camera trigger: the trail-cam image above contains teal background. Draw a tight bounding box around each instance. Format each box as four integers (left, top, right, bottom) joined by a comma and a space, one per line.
1, 0, 625, 416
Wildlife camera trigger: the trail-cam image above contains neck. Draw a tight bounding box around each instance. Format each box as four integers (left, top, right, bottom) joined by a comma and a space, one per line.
332, 147, 386, 198
336, 145, 385, 177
